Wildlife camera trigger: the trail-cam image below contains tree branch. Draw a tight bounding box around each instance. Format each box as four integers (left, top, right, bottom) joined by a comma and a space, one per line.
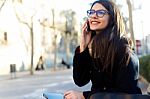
0, 0, 7, 12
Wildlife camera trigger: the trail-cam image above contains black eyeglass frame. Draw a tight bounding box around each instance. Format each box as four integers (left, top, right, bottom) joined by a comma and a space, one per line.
87, 10, 109, 18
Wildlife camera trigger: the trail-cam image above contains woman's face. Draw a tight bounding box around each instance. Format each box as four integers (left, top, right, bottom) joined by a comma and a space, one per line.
88, 3, 109, 32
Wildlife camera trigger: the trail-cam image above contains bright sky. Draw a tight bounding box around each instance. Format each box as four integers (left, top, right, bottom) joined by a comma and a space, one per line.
140, 0, 150, 39
0, 0, 149, 74
115, 0, 149, 40
51, 0, 149, 40
50, 0, 93, 22
0, 0, 149, 40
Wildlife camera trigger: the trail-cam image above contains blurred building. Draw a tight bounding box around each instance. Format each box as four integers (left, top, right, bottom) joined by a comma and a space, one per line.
137, 34, 150, 57
0, 0, 82, 75
145, 34, 150, 54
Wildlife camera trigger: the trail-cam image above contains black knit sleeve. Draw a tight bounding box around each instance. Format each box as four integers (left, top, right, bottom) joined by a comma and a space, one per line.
73, 46, 92, 87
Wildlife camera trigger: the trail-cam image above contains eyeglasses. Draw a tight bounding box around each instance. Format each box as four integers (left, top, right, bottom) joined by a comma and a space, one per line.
87, 10, 109, 18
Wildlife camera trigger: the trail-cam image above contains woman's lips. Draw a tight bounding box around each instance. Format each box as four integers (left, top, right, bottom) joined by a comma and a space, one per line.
91, 21, 101, 25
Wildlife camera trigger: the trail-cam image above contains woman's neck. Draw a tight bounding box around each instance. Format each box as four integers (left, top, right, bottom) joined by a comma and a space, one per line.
96, 30, 102, 34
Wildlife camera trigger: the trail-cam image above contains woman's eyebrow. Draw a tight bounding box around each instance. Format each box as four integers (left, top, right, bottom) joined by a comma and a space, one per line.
91, 9, 107, 11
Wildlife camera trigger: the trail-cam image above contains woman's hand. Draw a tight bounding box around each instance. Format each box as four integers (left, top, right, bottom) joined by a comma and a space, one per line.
64, 90, 85, 99
80, 20, 92, 53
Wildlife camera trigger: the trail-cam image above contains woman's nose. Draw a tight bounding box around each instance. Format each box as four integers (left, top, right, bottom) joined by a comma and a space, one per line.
91, 12, 98, 19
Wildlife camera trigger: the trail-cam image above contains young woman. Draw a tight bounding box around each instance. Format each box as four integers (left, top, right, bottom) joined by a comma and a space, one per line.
64, 0, 142, 99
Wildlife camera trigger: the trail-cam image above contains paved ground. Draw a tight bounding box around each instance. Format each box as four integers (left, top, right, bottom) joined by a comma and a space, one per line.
0, 68, 149, 99
0, 68, 91, 99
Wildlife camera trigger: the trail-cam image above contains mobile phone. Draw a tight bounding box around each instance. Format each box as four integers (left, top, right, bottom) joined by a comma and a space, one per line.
43, 92, 63, 99
87, 21, 96, 37
86, 21, 91, 32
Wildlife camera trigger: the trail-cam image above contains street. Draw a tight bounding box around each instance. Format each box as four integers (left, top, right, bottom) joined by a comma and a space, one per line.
0, 69, 91, 99
0, 68, 149, 99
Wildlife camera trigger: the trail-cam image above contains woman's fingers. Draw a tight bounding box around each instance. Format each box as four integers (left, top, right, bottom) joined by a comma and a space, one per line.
64, 90, 79, 99
64, 91, 74, 99
64, 90, 71, 96
82, 20, 90, 34
80, 19, 92, 52
64, 90, 84, 99
82, 20, 88, 28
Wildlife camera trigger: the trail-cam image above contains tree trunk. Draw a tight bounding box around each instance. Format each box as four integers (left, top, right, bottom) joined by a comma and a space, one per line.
52, 9, 57, 71
110, 0, 116, 3
30, 17, 34, 75
126, 0, 136, 50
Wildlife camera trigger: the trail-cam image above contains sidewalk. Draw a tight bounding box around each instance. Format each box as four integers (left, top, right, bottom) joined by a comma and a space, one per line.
139, 75, 150, 94
0, 70, 30, 81
0, 68, 73, 99
0, 68, 69, 81
0, 69, 149, 95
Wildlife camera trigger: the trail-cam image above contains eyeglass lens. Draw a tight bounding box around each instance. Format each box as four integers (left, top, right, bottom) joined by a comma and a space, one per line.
87, 10, 108, 18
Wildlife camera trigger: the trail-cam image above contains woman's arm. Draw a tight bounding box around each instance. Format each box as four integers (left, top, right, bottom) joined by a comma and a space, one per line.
73, 46, 92, 87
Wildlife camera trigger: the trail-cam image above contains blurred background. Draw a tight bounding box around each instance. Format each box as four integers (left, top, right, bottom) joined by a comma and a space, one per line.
0, 0, 150, 99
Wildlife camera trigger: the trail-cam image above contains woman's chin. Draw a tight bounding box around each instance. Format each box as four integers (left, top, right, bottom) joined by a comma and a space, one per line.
91, 28, 100, 31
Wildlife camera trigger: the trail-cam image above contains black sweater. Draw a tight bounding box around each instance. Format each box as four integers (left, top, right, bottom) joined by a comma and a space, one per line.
73, 46, 142, 99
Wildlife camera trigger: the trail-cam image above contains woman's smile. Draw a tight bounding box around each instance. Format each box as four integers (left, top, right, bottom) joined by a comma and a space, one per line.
91, 20, 101, 25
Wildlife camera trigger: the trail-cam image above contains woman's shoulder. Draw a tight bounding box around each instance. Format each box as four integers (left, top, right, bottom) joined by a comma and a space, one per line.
125, 52, 140, 79
115, 37, 130, 58
128, 52, 139, 68
118, 37, 129, 47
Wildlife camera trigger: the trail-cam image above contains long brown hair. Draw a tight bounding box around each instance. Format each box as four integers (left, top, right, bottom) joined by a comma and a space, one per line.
91, 0, 132, 73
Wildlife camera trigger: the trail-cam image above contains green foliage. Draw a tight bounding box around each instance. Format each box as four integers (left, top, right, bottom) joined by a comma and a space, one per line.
139, 55, 150, 82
